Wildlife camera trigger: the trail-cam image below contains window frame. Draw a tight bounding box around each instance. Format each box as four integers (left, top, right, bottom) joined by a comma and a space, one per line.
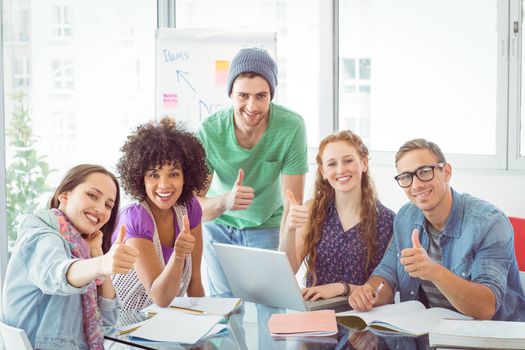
1, 0, 8, 290
509, 0, 525, 169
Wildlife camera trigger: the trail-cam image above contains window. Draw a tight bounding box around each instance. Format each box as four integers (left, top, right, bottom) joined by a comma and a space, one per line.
51, 5, 73, 39
13, 56, 31, 89
3, 5, 30, 43
339, 0, 501, 167
340, 57, 371, 144
49, 111, 77, 153
51, 58, 74, 91
2, 0, 157, 250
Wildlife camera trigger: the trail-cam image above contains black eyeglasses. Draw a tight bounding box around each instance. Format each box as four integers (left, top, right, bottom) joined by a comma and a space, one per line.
394, 163, 445, 188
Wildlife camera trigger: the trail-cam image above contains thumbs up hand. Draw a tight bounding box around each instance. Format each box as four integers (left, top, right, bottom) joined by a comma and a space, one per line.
222, 169, 255, 211
285, 189, 308, 230
174, 215, 195, 260
411, 229, 423, 248
99, 225, 139, 275
400, 229, 437, 280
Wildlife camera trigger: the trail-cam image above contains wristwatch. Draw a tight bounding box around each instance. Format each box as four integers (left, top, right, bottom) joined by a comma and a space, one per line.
339, 281, 350, 296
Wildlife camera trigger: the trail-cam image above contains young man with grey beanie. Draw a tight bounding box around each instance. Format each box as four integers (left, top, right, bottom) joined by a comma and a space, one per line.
196, 47, 308, 298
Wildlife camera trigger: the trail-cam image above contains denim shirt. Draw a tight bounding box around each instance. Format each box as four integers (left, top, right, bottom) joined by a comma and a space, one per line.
1, 210, 119, 349
373, 189, 525, 321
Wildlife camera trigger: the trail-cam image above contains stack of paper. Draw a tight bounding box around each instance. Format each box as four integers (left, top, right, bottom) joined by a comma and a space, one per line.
429, 319, 525, 349
129, 308, 225, 344
144, 296, 243, 316
268, 310, 338, 337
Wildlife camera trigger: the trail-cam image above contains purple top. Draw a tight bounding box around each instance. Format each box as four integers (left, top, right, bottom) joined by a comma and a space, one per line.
111, 197, 202, 263
306, 200, 394, 287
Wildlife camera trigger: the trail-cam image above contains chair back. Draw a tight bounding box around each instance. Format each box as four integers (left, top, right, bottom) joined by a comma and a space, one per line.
509, 216, 525, 271
0, 321, 33, 350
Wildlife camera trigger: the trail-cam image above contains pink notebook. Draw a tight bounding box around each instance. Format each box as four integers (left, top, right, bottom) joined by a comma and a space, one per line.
268, 310, 338, 337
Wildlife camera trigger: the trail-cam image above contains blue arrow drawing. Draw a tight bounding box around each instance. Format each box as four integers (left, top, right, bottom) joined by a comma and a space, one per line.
176, 70, 196, 93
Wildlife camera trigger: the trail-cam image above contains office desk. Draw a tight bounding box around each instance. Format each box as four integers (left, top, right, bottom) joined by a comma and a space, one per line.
105, 303, 430, 350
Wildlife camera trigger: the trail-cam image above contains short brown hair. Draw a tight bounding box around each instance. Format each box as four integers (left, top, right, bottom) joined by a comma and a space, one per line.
395, 138, 447, 165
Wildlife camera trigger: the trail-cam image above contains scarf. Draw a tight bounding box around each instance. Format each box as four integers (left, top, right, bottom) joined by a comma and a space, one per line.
51, 208, 104, 350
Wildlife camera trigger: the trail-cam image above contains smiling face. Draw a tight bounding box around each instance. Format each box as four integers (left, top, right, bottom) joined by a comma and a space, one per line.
57, 172, 117, 235
231, 75, 271, 133
320, 140, 368, 193
144, 162, 184, 211
395, 148, 452, 214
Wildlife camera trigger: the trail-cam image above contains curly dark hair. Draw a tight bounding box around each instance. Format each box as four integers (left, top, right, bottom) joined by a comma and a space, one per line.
117, 117, 208, 205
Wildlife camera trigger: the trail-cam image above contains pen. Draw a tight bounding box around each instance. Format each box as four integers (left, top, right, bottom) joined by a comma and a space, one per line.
372, 281, 385, 298
170, 306, 205, 315
118, 325, 140, 335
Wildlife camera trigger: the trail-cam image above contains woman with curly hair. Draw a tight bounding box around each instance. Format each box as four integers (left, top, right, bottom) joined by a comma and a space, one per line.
279, 130, 395, 301
112, 117, 208, 310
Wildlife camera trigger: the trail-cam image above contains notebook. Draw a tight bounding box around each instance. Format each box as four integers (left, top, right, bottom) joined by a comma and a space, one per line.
429, 319, 525, 349
336, 300, 471, 336
213, 243, 349, 312
268, 310, 338, 337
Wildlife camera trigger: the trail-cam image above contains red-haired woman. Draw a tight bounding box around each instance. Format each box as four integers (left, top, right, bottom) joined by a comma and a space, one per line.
280, 130, 394, 301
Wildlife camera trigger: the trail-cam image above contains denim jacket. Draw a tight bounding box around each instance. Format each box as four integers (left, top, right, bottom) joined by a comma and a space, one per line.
373, 189, 525, 321
1, 210, 119, 349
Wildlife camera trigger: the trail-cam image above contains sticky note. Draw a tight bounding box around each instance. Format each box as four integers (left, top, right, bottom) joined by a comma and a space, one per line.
215, 60, 229, 85
163, 93, 178, 109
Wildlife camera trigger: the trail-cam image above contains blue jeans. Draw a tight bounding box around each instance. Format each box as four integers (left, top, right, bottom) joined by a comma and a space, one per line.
202, 222, 280, 297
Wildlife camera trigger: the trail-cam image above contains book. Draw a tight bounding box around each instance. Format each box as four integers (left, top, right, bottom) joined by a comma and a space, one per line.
429, 319, 525, 349
336, 300, 471, 336
268, 310, 338, 337
143, 296, 243, 316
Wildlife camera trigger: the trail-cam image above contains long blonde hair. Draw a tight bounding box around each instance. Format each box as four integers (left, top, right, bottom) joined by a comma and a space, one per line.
304, 130, 378, 285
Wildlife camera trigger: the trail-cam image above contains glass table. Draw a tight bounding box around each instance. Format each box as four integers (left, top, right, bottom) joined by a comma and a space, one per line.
104, 303, 431, 350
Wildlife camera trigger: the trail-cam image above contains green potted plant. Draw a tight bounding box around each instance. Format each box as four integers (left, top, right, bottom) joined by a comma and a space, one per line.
5, 92, 54, 248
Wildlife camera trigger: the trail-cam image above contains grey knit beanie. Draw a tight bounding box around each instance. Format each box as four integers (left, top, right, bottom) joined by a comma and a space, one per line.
226, 48, 278, 99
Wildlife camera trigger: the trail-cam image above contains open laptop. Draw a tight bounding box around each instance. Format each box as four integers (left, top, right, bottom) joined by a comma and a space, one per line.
213, 243, 350, 312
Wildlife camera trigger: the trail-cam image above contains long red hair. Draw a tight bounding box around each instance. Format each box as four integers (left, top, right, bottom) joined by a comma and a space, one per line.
304, 130, 378, 285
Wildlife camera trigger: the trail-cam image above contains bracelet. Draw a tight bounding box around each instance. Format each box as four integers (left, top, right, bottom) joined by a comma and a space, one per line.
339, 281, 350, 296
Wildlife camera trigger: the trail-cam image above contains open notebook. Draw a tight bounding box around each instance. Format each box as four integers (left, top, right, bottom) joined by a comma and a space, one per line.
336, 300, 471, 336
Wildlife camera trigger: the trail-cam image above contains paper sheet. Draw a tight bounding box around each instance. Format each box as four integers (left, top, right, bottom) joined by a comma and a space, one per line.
144, 297, 242, 316
130, 308, 223, 344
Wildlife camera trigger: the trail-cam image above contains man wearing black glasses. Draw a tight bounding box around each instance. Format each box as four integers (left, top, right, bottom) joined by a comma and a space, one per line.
349, 138, 525, 321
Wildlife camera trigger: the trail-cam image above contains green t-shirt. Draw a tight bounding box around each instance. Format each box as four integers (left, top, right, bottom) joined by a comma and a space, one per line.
196, 102, 308, 229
